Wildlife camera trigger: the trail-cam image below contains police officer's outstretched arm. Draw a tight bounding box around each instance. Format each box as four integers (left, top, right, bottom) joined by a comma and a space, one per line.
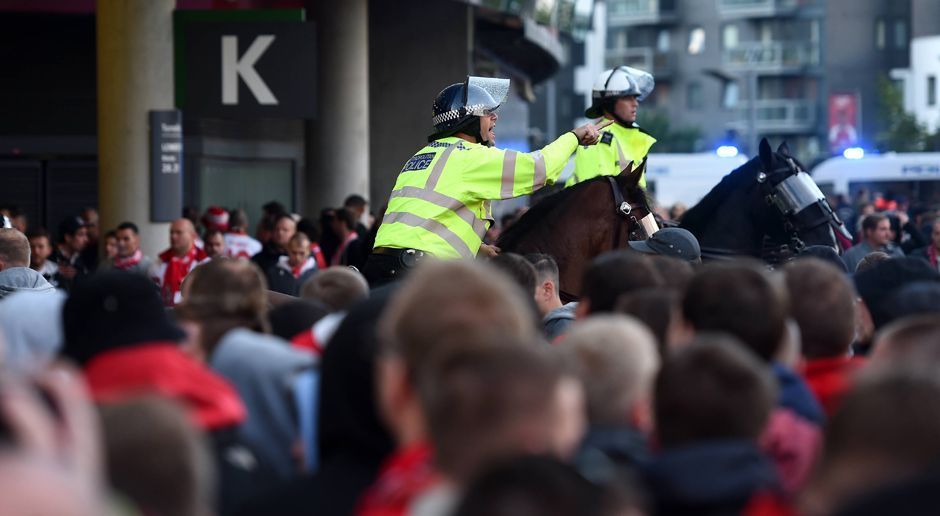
462, 120, 613, 200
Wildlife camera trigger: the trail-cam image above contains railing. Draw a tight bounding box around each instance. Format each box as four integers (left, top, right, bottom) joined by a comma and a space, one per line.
608, 0, 677, 25
723, 41, 819, 71
605, 47, 676, 77
733, 99, 816, 132
718, 0, 815, 17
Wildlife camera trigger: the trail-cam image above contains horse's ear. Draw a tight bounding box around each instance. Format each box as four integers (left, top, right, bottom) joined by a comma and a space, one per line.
777, 141, 792, 157
759, 138, 773, 169
618, 159, 644, 187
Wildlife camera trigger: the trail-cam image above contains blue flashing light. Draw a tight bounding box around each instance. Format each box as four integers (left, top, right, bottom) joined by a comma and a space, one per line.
843, 147, 865, 160
716, 145, 739, 158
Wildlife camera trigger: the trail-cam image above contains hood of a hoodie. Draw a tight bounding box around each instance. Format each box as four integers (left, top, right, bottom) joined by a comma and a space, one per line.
0, 267, 55, 299
643, 440, 778, 514
0, 289, 67, 374
210, 328, 314, 479
84, 342, 246, 431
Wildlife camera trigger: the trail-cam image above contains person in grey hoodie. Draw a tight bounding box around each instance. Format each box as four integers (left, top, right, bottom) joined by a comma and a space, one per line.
176, 258, 314, 480
0, 228, 56, 300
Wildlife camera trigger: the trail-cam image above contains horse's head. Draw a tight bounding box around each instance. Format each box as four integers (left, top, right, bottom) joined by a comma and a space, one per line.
755, 138, 852, 256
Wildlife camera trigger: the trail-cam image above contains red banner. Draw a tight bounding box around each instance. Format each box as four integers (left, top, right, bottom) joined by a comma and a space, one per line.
828, 93, 859, 152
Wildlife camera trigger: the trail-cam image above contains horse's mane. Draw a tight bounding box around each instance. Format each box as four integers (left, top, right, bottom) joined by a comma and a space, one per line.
498, 176, 647, 250
680, 156, 759, 235
498, 179, 600, 249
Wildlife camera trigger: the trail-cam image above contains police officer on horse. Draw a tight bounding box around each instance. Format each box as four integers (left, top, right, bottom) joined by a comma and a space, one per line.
363, 76, 610, 287
566, 66, 657, 189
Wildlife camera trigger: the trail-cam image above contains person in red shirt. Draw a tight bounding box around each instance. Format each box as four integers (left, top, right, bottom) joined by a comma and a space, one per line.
151, 218, 209, 306
783, 259, 866, 417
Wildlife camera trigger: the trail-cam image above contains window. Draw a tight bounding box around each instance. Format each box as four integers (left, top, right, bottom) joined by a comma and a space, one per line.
657, 29, 671, 52
722, 24, 739, 49
875, 19, 886, 49
687, 81, 703, 110
722, 82, 739, 109
929, 75, 937, 107
895, 19, 908, 49
688, 27, 705, 55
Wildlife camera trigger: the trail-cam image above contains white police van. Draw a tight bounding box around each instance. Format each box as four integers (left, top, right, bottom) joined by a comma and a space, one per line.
811, 153, 940, 205
644, 153, 748, 208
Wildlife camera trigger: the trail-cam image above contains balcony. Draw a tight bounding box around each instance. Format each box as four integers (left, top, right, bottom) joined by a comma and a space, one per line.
608, 0, 678, 26
718, 0, 818, 18
723, 41, 820, 72
730, 99, 817, 133
605, 47, 677, 79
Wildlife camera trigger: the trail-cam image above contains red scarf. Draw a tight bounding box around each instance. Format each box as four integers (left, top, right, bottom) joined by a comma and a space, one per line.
113, 249, 143, 270
331, 232, 359, 266
84, 342, 246, 430
929, 244, 938, 268
311, 243, 327, 269
356, 442, 439, 516
159, 246, 208, 305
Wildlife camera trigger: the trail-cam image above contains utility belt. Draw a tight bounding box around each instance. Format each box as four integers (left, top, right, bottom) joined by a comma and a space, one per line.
371, 247, 429, 268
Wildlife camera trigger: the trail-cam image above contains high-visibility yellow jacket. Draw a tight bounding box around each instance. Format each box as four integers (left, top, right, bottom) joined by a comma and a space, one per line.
374, 132, 579, 259
565, 122, 656, 188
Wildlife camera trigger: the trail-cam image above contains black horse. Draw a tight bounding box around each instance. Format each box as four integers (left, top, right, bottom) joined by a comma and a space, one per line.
680, 138, 851, 262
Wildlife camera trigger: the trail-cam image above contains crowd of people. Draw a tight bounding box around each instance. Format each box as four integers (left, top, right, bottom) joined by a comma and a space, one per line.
0, 190, 939, 516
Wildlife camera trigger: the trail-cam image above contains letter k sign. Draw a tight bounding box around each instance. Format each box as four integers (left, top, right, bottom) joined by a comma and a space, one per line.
221, 35, 278, 105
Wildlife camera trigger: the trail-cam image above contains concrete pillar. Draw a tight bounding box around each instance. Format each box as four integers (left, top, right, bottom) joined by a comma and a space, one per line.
97, 0, 175, 257
305, 0, 370, 213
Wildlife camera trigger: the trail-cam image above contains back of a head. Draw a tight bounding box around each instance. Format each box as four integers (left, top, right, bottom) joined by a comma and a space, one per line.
882, 281, 940, 323
526, 253, 560, 287
490, 253, 537, 297
419, 341, 568, 482
229, 208, 249, 231
454, 456, 608, 516
344, 194, 368, 210
615, 289, 679, 358
854, 257, 940, 329
682, 261, 788, 361
62, 271, 184, 365
872, 315, 940, 365
268, 299, 330, 340
563, 315, 659, 426
101, 396, 214, 516
855, 251, 891, 274
300, 267, 369, 312
817, 367, 940, 507
379, 260, 537, 377
647, 255, 694, 292
0, 228, 30, 269
176, 258, 270, 353
783, 258, 856, 358
654, 336, 776, 449
582, 251, 663, 314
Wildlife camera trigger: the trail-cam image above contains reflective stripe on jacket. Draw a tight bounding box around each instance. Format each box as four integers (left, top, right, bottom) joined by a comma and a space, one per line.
566, 122, 656, 188
374, 132, 579, 259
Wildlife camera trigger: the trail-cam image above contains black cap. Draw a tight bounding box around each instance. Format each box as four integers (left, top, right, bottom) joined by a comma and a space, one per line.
62, 271, 186, 365
57, 215, 89, 240
628, 227, 701, 263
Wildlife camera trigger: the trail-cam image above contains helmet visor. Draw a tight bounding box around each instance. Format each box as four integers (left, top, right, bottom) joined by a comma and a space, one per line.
465, 76, 510, 116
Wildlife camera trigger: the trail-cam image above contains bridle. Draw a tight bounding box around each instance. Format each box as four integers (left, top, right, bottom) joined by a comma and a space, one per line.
756, 155, 845, 255
605, 176, 650, 250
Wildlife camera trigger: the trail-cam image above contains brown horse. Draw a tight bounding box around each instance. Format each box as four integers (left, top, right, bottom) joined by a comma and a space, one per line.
497, 164, 652, 300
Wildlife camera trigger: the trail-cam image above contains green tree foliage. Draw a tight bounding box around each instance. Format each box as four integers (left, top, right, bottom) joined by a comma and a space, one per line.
875, 75, 940, 152
637, 109, 703, 152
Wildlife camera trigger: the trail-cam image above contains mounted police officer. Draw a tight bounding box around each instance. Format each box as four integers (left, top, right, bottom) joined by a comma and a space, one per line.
363, 76, 609, 287
566, 66, 657, 189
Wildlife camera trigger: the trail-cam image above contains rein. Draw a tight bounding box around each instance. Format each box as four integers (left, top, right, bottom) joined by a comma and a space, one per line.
605, 176, 648, 249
